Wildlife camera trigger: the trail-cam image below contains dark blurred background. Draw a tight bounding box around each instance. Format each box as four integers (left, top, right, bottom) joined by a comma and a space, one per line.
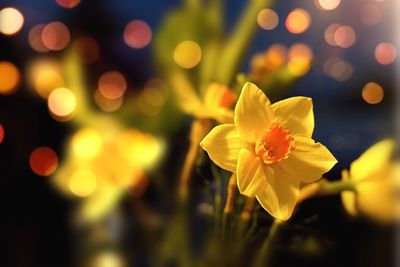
0, 0, 396, 266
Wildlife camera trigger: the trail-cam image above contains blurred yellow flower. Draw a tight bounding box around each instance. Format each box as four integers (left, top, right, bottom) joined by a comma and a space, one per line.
175, 81, 236, 123
201, 82, 337, 220
53, 119, 163, 222
341, 139, 399, 223
250, 44, 287, 82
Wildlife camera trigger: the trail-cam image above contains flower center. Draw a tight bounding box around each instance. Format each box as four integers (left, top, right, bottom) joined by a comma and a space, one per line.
255, 123, 295, 164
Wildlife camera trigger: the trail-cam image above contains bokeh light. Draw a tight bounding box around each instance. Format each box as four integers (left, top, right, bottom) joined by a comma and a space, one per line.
42, 21, 70, 51
315, 0, 341, 11
28, 60, 64, 98
71, 128, 103, 159
35, 70, 64, 99
173, 40, 202, 69
334, 25, 356, 48
94, 90, 123, 112
56, 0, 81, 9
375, 42, 397, 65
257, 9, 279, 30
323, 57, 353, 81
124, 20, 152, 49
362, 82, 384, 104
48, 88, 76, 120
324, 23, 340, 46
360, 3, 382, 26
0, 124, 4, 144
137, 79, 169, 116
0, 7, 24, 35
29, 147, 58, 176
69, 169, 97, 197
90, 251, 125, 267
287, 43, 313, 76
285, 8, 311, 34
73, 36, 100, 64
98, 71, 127, 99
0, 61, 21, 95
264, 44, 287, 69
117, 129, 163, 169
29, 24, 50, 52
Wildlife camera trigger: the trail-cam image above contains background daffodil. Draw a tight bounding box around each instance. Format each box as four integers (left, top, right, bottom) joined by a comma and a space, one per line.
53, 119, 163, 222
341, 139, 400, 224
175, 80, 236, 123
201, 82, 337, 220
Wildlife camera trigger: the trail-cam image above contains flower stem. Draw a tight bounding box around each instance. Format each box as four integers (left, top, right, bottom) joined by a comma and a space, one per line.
179, 119, 211, 199
221, 174, 237, 241
235, 197, 256, 238
253, 219, 282, 267
216, 0, 272, 84
298, 178, 356, 204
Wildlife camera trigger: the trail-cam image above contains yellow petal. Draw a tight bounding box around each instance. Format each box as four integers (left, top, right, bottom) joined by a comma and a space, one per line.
200, 124, 245, 172
256, 164, 299, 221
279, 135, 337, 183
355, 164, 399, 223
236, 148, 267, 196
204, 83, 236, 109
340, 169, 358, 217
234, 82, 274, 142
272, 97, 314, 137
350, 139, 395, 181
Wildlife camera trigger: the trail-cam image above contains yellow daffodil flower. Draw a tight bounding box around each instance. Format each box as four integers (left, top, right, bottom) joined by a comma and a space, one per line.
341, 139, 400, 224
175, 80, 236, 123
200, 82, 337, 220
250, 44, 287, 83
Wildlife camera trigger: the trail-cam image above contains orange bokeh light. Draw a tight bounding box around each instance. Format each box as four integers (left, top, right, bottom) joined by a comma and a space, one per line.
48, 88, 76, 120
285, 8, 311, 34
29, 146, 58, 176
257, 9, 279, 30
29, 24, 50, 52
98, 71, 127, 99
94, 89, 123, 112
375, 42, 397, 65
0, 61, 21, 95
56, 0, 81, 9
323, 57, 353, 81
334, 25, 356, 48
124, 20, 152, 49
362, 82, 384, 104
73, 36, 100, 64
42, 21, 70, 51
287, 43, 313, 76
324, 23, 340, 46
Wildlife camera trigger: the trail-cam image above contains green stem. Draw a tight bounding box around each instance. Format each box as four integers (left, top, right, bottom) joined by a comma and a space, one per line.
298, 178, 356, 204
184, 0, 201, 9
221, 174, 237, 241
253, 219, 282, 267
216, 0, 272, 84
63, 49, 98, 127
212, 165, 223, 235
319, 179, 356, 193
